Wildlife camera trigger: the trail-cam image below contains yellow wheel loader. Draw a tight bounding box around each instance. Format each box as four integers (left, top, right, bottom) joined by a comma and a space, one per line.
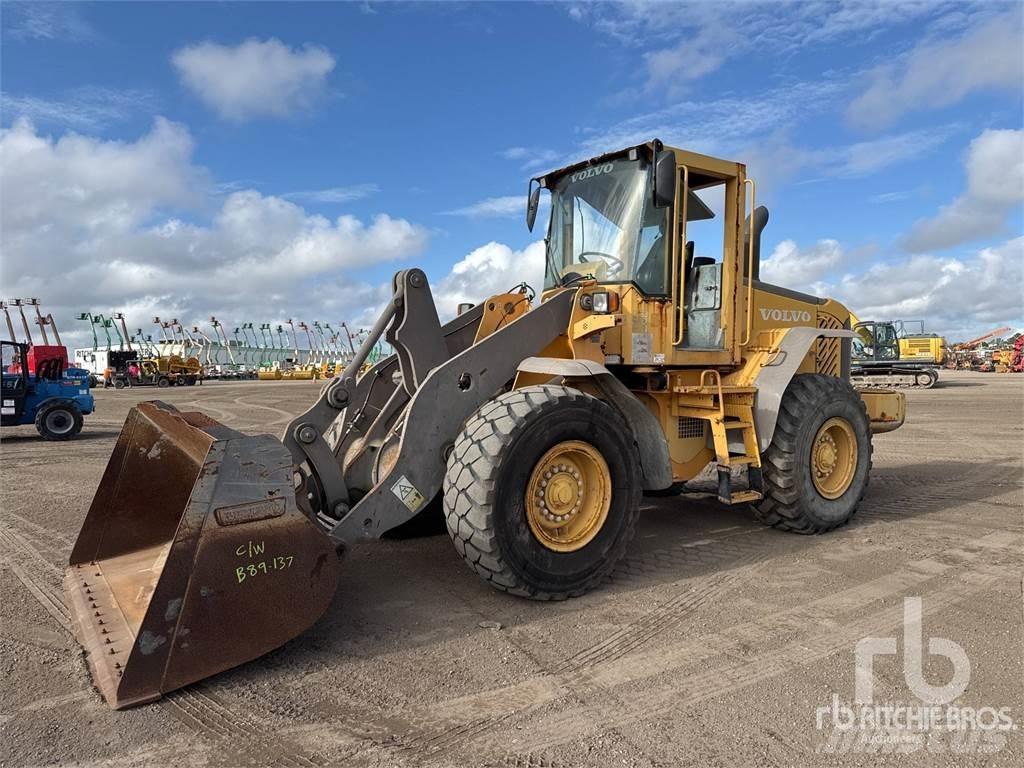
65, 141, 905, 708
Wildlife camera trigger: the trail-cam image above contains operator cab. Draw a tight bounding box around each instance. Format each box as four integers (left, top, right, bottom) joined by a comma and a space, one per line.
533, 145, 732, 350
853, 321, 900, 363
2, 342, 28, 423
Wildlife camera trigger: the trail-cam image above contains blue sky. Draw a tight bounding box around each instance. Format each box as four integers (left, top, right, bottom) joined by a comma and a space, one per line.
2, 0, 1022, 347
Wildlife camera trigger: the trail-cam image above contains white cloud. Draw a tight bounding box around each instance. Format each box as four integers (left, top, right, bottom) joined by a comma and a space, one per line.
572, 83, 953, 194
0, 119, 428, 351
848, 10, 1024, 130
760, 239, 846, 289
749, 125, 959, 188
568, 0, 974, 92
1, 117, 205, 259
500, 147, 530, 161
643, 11, 737, 96
285, 184, 380, 204
431, 241, 546, 319
831, 237, 1024, 338
869, 190, 913, 204
1, 87, 157, 129
6, 2, 96, 41
576, 79, 848, 162
442, 195, 525, 218
829, 127, 960, 177
902, 128, 1024, 252
760, 233, 1023, 340
172, 38, 336, 120
500, 146, 560, 171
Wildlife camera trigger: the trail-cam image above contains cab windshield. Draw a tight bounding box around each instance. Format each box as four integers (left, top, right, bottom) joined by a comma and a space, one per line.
544, 157, 668, 294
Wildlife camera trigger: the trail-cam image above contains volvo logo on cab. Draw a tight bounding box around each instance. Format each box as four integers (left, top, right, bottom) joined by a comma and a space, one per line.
760, 308, 813, 323
570, 163, 614, 183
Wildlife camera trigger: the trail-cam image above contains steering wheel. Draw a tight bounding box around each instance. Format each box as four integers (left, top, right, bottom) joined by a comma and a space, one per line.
577, 251, 624, 278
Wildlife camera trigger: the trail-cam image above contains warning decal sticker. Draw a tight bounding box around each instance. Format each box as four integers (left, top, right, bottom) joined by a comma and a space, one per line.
391, 475, 426, 513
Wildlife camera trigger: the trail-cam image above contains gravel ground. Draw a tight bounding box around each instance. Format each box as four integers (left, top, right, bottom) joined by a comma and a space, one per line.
1, 370, 1021, 767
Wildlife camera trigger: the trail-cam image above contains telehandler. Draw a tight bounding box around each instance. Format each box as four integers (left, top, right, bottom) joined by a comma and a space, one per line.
64, 141, 905, 708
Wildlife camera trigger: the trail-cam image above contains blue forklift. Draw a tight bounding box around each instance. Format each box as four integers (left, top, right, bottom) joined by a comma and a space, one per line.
2, 340, 94, 440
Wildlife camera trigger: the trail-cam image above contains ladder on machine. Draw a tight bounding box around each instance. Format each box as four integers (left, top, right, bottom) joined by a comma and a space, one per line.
675, 370, 763, 505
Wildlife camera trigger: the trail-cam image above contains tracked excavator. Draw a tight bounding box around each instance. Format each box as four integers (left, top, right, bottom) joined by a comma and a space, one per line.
850, 317, 940, 388
64, 141, 906, 708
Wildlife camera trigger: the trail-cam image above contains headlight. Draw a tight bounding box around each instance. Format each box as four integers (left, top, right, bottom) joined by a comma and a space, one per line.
589, 290, 619, 314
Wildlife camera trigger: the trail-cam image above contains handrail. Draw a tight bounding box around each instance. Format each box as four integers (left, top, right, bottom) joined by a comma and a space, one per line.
699, 369, 725, 418
671, 165, 689, 346
740, 178, 756, 346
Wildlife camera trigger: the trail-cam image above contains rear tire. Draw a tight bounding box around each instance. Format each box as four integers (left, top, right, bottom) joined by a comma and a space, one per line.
35, 402, 83, 441
157, 377, 170, 388
443, 385, 641, 599
752, 374, 871, 533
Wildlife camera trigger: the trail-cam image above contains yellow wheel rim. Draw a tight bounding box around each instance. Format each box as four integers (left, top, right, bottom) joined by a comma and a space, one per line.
811, 417, 858, 499
525, 440, 611, 553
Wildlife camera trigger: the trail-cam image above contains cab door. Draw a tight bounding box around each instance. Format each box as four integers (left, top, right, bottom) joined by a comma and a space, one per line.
1, 342, 29, 426
664, 149, 746, 367
853, 322, 900, 362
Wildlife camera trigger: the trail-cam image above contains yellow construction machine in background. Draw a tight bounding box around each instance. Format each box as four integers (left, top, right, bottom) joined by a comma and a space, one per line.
894, 321, 946, 366
257, 362, 323, 381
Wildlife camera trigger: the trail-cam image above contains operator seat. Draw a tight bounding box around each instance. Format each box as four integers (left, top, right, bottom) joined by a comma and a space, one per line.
635, 236, 665, 291
686, 253, 714, 305
636, 240, 694, 295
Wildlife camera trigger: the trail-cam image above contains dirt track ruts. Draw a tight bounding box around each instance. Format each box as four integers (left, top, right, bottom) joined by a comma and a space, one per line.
1, 371, 1021, 767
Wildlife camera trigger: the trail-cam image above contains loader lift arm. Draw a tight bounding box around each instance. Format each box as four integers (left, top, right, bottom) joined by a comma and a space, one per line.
282, 269, 577, 546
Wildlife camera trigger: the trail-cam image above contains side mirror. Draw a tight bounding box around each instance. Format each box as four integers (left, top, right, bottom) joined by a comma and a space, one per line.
526, 180, 541, 232
653, 150, 676, 208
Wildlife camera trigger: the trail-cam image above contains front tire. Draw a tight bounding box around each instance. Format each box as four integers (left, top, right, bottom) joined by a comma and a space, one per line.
443, 385, 641, 600
753, 374, 871, 533
35, 402, 83, 441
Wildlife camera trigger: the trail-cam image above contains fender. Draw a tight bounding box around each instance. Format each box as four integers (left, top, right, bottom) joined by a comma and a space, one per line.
751, 327, 854, 452
34, 395, 91, 416
515, 357, 673, 491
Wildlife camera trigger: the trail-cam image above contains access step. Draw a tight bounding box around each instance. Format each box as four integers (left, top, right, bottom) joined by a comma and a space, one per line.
721, 489, 763, 505
723, 421, 754, 430
721, 455, 757, 466
716, 464, 764, 506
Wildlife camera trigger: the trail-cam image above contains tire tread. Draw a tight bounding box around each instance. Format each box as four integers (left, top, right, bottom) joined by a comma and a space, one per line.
444, 385, 638, 600
752, 374, 871, 533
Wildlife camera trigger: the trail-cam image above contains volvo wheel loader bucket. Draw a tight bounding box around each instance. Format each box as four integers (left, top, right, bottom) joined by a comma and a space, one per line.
64, 401, 339, 709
